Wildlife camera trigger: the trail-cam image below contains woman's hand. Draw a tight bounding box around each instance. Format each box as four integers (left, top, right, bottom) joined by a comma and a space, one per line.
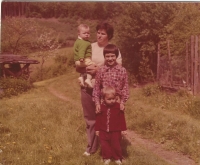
79, 58, 84, 62
86, 64, 98, 75
120, 103, 125, 111
96, 131, 99, 136
76, 66, 86, 74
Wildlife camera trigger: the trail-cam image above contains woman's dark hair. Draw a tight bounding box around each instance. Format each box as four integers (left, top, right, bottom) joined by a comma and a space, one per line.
96, 22, 114, 41
103, 44, 119, 58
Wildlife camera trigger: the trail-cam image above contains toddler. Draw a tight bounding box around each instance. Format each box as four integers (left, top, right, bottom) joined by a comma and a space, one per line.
73, 24, 95, 88
95, 86, 127, 165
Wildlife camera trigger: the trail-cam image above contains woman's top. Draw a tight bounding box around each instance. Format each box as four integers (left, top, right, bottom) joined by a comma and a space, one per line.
91, 42, 122, 66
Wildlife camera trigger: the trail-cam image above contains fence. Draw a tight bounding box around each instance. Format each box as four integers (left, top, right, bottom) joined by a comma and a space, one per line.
157, 35, 200, 95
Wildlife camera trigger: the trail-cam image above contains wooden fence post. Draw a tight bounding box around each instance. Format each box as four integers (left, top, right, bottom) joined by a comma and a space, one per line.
191, 36, 194, 94
167, 40, 173, 87
194, 35, 198, 95
198, 35, 200, 94
186, 41, 189, 87
157, 43, 160, 81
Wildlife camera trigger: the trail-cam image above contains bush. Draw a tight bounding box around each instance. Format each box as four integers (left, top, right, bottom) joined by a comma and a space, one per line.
45, 64, 68, 77
187, 98, 200, 119
30, 63, 69, 82
29, 12, 42, 18
54, 55, 68, 64
142, 84, 161, 97
0, 78, 33, 98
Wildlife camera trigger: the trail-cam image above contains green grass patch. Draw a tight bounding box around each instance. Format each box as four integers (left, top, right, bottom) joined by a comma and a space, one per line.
0, 71, 171, 165
0, 78, 33, 99
126, 84, 200, 162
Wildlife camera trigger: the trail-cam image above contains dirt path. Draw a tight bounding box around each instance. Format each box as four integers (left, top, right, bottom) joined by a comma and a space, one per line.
125, 131, 196, 165
48, 86, 197, 165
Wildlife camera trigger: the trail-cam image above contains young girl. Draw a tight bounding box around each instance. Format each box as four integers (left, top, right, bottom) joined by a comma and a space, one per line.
93, 44, 129, 113
95, 86, 127, 165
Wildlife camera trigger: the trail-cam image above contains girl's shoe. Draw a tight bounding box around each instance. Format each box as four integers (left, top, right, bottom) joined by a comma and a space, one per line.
115, 160, 122, 165
104, 159, 111, 165
83, 151, 90, 156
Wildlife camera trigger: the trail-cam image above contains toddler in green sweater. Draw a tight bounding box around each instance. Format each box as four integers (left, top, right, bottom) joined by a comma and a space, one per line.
73, 24, 95, 88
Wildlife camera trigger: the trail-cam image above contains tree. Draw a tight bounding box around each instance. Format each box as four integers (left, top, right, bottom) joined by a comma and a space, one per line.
1, 17, 38, 54
31, 28, 61, 80
115, 3, 179, 82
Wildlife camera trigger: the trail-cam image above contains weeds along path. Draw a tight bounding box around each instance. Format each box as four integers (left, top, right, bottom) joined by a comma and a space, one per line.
125, 130, 196, 165
47, 84, 197, 165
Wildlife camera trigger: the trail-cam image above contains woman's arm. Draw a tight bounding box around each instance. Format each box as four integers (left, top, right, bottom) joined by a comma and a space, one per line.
76, 66, 86, 73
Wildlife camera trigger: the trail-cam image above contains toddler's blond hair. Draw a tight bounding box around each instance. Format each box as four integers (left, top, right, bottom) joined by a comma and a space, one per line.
77, 24, 89, 32
101, 86, 116, 99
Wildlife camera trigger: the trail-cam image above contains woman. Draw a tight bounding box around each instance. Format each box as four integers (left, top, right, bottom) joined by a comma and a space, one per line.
79, 22, 122, 156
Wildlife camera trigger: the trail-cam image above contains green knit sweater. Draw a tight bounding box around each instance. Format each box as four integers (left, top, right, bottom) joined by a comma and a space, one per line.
73, 39, 92, 61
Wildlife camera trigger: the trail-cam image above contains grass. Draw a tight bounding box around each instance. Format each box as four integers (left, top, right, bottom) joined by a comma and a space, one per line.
1, 43, 200, 163
0, 70, 172, 165
125, 85, 200, 162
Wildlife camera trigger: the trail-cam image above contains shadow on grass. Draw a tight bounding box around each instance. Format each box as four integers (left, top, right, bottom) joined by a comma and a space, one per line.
121, 136, 131, 159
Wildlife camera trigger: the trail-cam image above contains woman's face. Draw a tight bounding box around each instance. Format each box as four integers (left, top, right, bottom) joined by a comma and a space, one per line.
96, 29, 108, 46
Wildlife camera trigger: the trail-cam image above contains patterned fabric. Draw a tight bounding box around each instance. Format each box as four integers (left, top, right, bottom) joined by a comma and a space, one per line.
93, 64, 129, 105
107, 108, 111, 132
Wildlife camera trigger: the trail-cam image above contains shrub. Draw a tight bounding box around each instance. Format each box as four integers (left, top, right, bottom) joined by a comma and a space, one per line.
142, 84, 161, 97
54, 55, 68, 64
187, 98, 200, 119
177, 89, 190, 97
0, 78, 33, 98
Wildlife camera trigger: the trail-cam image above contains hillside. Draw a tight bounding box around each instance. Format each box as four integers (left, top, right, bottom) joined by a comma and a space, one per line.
1, 69, 200, 164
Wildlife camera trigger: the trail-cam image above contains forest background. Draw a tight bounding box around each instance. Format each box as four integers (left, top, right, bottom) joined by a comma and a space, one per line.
2, 2, 200, 83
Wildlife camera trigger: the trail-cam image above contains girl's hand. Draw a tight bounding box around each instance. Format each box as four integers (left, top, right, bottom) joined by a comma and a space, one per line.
96, 131, 99, 136
95, 104, 101, 113
121, 131, 127, 135
120, 103, 125, 111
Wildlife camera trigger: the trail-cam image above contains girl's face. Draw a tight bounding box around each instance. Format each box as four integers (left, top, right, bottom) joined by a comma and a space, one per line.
96, 29, 108, 46
104, 53, 117, 66
104, 93, 116, 106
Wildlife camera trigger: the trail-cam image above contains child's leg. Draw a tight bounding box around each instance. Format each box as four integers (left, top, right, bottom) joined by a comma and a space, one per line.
110, 131, 123, 161
84, 74, 93, 88
78, 73, 84, 87
99, 131, 112, 160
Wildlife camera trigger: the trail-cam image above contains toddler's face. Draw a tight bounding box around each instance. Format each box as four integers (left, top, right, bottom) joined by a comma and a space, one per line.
79, 27, 90, 41
104, 93, 116, 106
